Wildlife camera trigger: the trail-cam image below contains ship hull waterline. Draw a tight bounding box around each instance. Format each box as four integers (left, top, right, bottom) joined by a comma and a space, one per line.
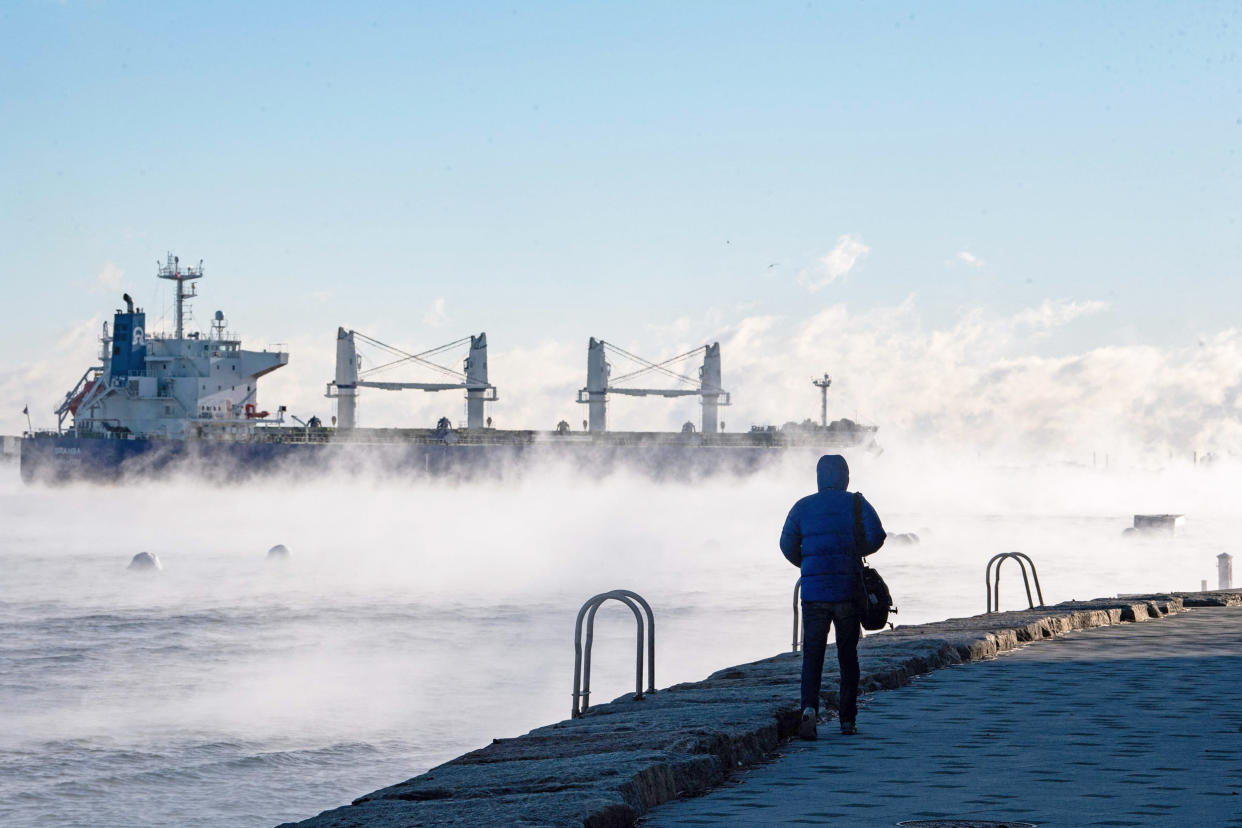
18, 433, 873, 484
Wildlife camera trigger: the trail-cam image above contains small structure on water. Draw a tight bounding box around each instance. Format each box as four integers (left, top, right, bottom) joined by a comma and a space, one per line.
1124, 514, 1185, 537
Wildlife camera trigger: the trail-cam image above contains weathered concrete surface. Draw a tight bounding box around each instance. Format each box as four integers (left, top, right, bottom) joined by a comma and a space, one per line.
278, 591, 1242, 828
648, 601, 1242, 827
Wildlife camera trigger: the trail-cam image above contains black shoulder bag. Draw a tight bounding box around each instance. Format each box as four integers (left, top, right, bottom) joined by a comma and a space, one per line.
853, 493, 896, 631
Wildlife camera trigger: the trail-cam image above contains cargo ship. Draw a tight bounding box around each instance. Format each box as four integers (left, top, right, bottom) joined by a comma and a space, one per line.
19, 254, 877, 483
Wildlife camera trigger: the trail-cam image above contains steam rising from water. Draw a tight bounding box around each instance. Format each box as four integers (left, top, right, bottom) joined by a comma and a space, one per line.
2, 452, 1239, 826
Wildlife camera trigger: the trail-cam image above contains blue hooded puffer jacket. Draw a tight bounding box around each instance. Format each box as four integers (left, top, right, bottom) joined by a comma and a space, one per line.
780, 454, 886, 602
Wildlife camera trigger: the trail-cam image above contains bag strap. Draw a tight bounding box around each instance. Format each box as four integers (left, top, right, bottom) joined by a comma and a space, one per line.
852, 492, 866, 559
852, 492, 868, 600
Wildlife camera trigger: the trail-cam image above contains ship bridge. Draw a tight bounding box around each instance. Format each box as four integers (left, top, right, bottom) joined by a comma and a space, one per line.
56, 254, 288, 438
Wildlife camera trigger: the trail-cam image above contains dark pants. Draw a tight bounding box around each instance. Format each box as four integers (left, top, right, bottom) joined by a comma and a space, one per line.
800, 600, 861, 722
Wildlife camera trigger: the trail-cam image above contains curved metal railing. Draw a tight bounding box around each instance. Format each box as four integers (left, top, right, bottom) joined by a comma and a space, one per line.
986, 552, 1045, 613
572, 589, 655, 718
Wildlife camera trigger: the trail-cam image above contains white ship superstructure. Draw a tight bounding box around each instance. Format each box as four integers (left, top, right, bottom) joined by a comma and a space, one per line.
56, 253, 288, 439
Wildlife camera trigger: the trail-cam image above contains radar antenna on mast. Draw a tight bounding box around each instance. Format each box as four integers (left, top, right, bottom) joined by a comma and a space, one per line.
812, 372, 832, 427
156, 253, 204, 339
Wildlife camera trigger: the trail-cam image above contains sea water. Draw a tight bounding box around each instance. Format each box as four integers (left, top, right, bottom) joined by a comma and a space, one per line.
1, 453, 1236, 827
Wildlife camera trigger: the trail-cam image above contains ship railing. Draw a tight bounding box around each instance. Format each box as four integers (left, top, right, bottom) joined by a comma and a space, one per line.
147, 331, 243, 343
255, 428, 332, 444
108, 370, 152, 384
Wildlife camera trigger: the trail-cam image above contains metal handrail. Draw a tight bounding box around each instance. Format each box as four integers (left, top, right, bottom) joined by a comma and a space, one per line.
792, 577, 803, 652
572, 589, 655, 718
582, 594, 642, 713
986, 552, 1045, 613
585, 590, 656, 694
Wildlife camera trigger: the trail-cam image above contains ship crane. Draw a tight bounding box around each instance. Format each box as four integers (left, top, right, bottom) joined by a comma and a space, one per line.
576, 338, 730, 433
326, 328, 497, 430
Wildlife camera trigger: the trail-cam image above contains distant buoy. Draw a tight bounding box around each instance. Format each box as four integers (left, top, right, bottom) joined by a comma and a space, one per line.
128, 552, 161, 571
267, 544, 291, 561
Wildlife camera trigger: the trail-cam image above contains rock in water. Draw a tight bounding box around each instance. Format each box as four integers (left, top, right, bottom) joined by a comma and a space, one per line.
267, 544, 291, 561
128, 552, 161, 571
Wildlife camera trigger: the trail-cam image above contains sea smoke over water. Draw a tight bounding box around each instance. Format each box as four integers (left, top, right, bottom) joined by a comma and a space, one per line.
2, 449, 1239, 826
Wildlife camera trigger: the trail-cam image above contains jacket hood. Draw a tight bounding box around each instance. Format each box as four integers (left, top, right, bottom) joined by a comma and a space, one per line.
816, 454, 849, 491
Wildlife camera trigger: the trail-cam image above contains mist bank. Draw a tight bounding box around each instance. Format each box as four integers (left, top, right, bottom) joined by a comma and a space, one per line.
7, 445, 1238, 608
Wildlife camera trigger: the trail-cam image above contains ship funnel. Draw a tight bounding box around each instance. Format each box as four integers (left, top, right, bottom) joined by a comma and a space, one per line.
123, 293, 134, 314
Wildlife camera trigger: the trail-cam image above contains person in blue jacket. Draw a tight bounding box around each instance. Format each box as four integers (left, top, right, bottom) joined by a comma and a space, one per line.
781, 454, 885, 738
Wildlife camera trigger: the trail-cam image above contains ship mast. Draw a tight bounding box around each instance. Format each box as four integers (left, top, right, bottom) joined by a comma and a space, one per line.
812, 372, 832, 427
156, 253, 204, 339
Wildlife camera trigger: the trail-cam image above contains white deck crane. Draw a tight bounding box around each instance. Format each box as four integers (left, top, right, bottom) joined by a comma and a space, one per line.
576, 338, 729, 433
326, 328, 497, 429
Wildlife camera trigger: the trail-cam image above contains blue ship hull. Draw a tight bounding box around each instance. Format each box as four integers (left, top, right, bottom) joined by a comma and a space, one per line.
19, 434, 820, 484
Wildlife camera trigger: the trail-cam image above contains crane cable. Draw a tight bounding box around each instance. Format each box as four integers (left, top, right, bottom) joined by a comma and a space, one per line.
353, 332, 470, 381
360, 345, 465, 379
605, 342, 704, 387
358, 343, 463, 381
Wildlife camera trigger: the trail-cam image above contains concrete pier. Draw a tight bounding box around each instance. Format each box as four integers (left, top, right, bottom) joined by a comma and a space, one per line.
279, 591, 1242, 828
650, 603, 1242, 827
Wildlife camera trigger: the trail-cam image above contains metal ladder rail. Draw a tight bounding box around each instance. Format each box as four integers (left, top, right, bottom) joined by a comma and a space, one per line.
1003, 551, 1043, 608
583, 590, 656, 696
572, 590, 655, 718
986, 552, 1045, 613
987, 553, 1030, 612
606, 589, 656, 693
582, 593, 643, 716
994, 553, 1034, 612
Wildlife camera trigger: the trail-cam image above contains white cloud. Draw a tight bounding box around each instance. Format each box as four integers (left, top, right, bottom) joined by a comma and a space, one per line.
800, 235, 870, 292
1013, 299, 1109, 331
718, 298, 1240, 460
95, 262, 124, 293
956, 250, 984, 268
422, 298, 447, 327
0, 316, 104, 432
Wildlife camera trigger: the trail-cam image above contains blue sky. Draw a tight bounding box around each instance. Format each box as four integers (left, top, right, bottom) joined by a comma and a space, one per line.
2, 1, 1239, 448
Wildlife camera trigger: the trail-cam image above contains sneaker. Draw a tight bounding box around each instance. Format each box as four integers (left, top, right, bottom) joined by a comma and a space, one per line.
839, 721, 857, 736
798, 707, 818, 741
